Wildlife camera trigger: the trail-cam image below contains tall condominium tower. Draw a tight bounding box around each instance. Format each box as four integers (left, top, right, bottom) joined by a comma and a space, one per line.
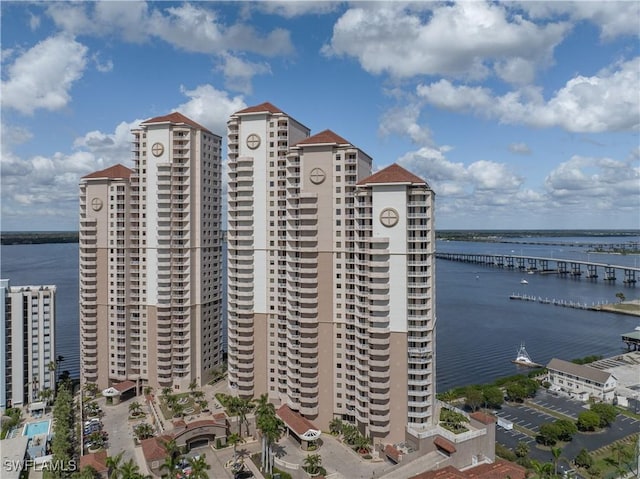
1, 279, 56, 411
227, 102, 436, 443
80, 112, 223, 391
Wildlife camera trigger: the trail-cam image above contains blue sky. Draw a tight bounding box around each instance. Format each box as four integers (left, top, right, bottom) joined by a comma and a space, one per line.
2, 1, 639, 231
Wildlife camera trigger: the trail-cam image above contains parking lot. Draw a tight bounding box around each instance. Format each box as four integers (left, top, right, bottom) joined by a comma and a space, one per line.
495, 389, 640, 464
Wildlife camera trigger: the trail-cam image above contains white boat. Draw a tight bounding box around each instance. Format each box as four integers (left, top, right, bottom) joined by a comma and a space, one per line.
512, 342, 542, 368
520, 279, 528, 284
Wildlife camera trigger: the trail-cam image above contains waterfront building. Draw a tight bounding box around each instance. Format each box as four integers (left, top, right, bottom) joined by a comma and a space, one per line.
79, 112, 223, 392
226, 102, 436, 444
0, 279, 56, 411
546, 357, 617, 402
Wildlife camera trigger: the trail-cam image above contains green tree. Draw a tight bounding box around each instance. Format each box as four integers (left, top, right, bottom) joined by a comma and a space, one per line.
133, 423, 155, 440
574, 448, 593, 469
329, 417, 343, 435
615, 292, 626, 303
354, 434, 372, 454
551, 447, 563, 476
74, 466, 101, 479
119, 459, 144, 479
439, 408, 469, 433
505, 382, 527, 402
188, 380, 198, 393
515, 441, 530, 458
537, 422, 560, 446
530, 459, 554, 479
227, 432, 245, 463
555, 418, 577, 441
303, 453, 322, 475
254, 394, 285, 475
187, 454, 210, 479
128, 401, 143, 417
464, 386, 484, 412
590, 403, 617, 427
482, 385, 504, 409
228, 396, 254, 437
106, 452, 124, 479
577, 410, 601, 431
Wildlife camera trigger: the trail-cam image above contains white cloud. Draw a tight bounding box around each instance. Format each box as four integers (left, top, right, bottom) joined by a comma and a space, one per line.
417, 57, 640, 133
1, 35, 88, 115
509, 142, 532, 155
29, 12, 41, 31
176, 84, 246, 136
545, 155, 640, 209
323, 2, 569, 82
46, 2, 293, 56
92, 53, 113, 73
518, 1, 640, 41
378, 104, 432, 145
253, 1, 342, 18
217, 53, 271, 94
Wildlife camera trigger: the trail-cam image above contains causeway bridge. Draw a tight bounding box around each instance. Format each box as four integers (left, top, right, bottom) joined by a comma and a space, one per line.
436, 253, 639, 284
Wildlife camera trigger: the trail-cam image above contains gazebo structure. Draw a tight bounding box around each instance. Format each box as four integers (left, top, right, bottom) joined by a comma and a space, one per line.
102, 380, 136, 405
276, 405, 321, 450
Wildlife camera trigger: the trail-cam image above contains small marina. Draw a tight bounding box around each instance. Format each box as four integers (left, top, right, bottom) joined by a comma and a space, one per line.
509, 293, 597, 310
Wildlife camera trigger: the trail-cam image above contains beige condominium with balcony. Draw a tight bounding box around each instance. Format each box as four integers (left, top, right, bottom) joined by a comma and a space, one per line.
227, 102, 436, 444
80, 112, 223, 392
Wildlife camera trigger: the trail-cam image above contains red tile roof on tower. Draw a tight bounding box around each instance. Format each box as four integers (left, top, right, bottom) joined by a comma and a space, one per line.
141, 111, 211, 133
470, 411, 496, 425
113, 380, 136, 393
357, 163, 428, 186
294, 129, 350, 146
79, 450, 108, 475
82, 164, 132, 180
409, 459, 526, 479
276, 404, 319, 437
234, 102, 284, 115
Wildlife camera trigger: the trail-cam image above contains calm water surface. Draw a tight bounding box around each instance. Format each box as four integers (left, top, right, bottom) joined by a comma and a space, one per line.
1, 236, 638, 392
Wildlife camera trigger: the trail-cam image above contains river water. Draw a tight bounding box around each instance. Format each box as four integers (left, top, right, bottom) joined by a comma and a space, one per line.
1, 235, 638, 392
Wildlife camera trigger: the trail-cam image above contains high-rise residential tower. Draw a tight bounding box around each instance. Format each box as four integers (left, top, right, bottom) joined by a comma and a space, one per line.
227, 102, 436, 444
1, 279, 56, 412
80, 112, 223, 391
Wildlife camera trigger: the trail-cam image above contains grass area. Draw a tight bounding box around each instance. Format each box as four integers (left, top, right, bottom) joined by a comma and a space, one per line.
159, 392, 201, 420
583, 436, 639, 479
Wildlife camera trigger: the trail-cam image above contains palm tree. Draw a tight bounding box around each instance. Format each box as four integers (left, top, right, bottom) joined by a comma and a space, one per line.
159, 455, 179, 479
74, 465, 101, 479
84, 382, 99, 398
229, 396, 254, 438
187, 454, 210, 479
303, 453, 322, 476
48, 360, 56, 393
129, 401, 143, 417
39, 388, 53, 409
188, 380, 198, 393
119, 459, 142, 479
133, 423, 155, 440
172, 402, 185, 418
530, 459, 553, 479
255, 394, 285, 474
106, 451, 124, 479
354, 434, 371, 454
551, 446, 563, 476
227, 432, 245, 464
329, 417, 343, 436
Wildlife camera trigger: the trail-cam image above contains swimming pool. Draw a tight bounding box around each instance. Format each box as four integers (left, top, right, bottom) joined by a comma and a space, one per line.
23, 419, 51, 437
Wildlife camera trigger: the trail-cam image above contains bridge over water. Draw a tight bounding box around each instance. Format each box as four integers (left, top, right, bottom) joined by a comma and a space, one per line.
436, 253, 639, 284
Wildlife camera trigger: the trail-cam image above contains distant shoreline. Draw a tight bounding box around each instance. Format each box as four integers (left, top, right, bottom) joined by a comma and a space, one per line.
2, 229, 638, 246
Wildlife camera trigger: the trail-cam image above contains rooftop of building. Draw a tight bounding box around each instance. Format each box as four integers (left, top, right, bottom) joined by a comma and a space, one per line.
81, 164, 132, 180
294, 129, 350, 147
140, 111, 212, 133
409, 459, 526, 479
357, 163, 429, 187
547, 358, 614, 383
234, 101, 285, 115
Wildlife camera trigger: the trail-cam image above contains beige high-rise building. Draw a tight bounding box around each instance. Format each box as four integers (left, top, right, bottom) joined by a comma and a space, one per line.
227, 102, 436, 443
80, 112, 223, 392
1, 279, 56, 412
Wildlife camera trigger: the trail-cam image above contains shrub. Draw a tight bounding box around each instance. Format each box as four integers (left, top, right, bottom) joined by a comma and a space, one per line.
577, 410, 600, 431
590, 403, 617, 427
574, 448, 593, 469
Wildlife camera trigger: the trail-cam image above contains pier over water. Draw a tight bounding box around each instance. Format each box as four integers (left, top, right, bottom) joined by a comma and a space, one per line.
436, 253, 639, 285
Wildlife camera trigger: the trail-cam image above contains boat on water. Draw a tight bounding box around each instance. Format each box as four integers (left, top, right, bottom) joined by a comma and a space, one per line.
520, 279, 528, 284
512, 342, 543, 368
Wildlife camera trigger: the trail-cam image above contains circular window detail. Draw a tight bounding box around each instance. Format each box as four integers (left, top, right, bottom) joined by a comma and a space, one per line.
246, 133, 261, 150
380, 207, 399, 227
151, 142, 164, 157
309, 167, 326, 185
91, 198, 103, 212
